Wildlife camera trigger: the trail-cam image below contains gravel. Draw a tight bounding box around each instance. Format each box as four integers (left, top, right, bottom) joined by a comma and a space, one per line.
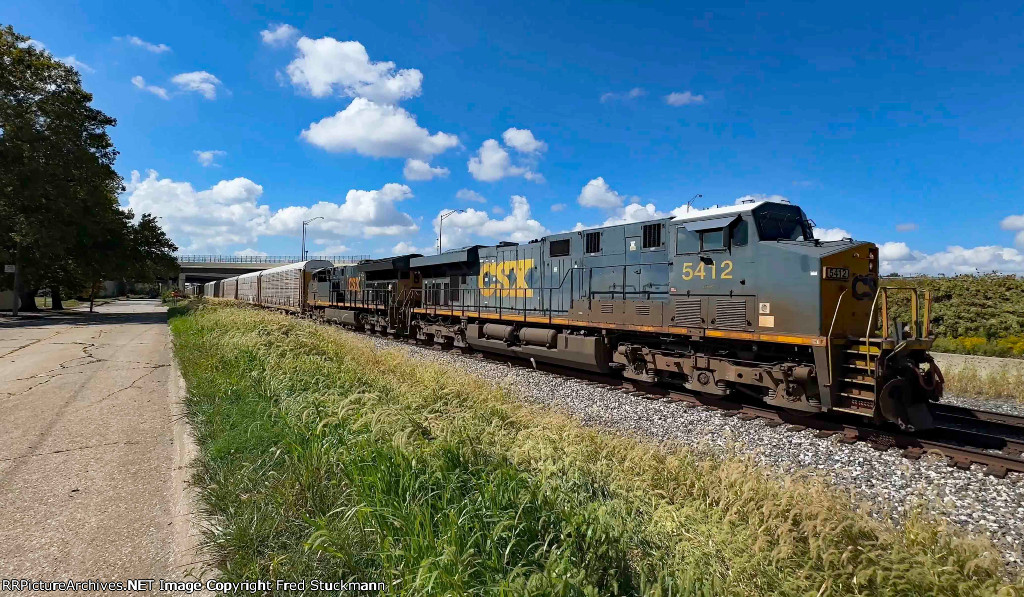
360, 332, 1024, 568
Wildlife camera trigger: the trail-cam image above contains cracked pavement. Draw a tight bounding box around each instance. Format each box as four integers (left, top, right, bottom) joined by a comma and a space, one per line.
0, 299, 202, 588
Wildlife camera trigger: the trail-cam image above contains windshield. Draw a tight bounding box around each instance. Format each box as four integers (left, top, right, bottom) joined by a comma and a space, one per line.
753, 205, 814, 241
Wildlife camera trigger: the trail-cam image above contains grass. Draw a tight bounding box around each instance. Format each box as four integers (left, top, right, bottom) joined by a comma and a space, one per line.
171, 303, 1023, 596
942, 365, 1024, 404
933, 336, 1024, 359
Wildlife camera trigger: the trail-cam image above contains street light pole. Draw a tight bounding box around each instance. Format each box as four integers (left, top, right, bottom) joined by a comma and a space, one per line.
437, 209, 463, 255
302, 216, 324, 261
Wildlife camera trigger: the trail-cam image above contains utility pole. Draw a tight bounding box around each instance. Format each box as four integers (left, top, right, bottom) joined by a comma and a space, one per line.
437, 210, 463, 254
11, 241, 20, 316
301, 217, 324, 261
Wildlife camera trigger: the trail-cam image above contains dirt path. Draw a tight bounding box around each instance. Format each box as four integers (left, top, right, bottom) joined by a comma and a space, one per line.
0, 300, 203, 590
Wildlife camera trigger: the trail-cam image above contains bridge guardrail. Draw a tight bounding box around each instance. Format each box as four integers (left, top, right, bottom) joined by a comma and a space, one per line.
176, 255, 369, 264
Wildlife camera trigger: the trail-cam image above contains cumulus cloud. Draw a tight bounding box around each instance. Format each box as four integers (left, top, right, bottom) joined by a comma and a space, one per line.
574, 203, 667, 230
435, 195, 549, 248
264, 183, 418, 239
313, 241, 353, 255
1001, 213, 1024, 248
285, 36, 422, 103
814, 227, 852, 241
880, 244, 1024, 275
392, 241, 431, 255
403, 159, 449, 181
456, 189, 487, 203
260, 24, 300, 47
578, 177, 636, 209
665, 91, 705, 106
600, 87, 645, 103
895, 222, 918, 232
467, 139, 542, 182
171, 71, 223, 99
123, 170, 271, 252
117, 35, 171, 53
21, 39, 46, 51
194, 150, 226, 167
501, 128, 547, 154
58, 56, 93, 73
234, 248, 267, 257
302, 98, 458, 159
131, 76, 169, 100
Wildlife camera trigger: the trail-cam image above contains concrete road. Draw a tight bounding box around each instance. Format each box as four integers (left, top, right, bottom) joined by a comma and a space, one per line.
0, 300, 202, 589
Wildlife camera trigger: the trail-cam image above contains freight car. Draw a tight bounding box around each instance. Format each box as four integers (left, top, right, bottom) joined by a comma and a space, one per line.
219, 199, 943, 430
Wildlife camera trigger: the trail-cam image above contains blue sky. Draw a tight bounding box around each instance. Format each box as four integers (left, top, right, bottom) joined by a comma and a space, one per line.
5, 1, 1024, 273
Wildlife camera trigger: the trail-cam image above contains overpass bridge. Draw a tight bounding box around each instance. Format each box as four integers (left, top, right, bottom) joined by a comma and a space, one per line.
174, 254, 369, 290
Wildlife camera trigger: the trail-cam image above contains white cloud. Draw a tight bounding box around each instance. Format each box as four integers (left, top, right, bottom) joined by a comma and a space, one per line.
21, 39, 46, 51
131, 76, 169, 100
491, 206, 504, 215
600, 87, 645, 103
814, 227, 852, 241
119, 35, 171, 53
551, 203, 566, 212
392, 241, 431, 255
313, 241, 353, 255
194, 150, 226, 167
285, 36, 422, 103
435, 195, 549, 248
574, 203, 667, 230
578, 177, 636, 209
468, 139, 542, 182
1001, 213, 1024, 248
878, 241, 912, 261
301, 98, 458, 159
895, 222, 918, 232
123, 170, 271, 252
260, 24, 300, 47
234, 248, 267, 257
171, 71, 223, 99
881, 244, 1024, 275
501, 128, 547, 154
58, 56, 93, 73
456, 189, 487, 203
264, 183, 418, 238
665, 91, 705, 106
403, 159, 449, 181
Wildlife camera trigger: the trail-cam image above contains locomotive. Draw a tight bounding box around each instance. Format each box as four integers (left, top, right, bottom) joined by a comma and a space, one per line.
208, 199, 943, 430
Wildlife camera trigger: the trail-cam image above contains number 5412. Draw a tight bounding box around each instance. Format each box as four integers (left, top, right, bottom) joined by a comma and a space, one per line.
681, 259, 733, 280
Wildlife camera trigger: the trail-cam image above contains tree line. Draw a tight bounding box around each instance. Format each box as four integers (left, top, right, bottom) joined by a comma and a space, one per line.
0, 24, 178, 313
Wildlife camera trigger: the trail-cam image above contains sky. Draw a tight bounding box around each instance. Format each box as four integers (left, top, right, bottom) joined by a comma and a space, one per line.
5, 0, 1024, 274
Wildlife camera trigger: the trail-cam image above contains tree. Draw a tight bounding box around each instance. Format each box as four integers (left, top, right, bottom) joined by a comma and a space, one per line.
0, 24, 176, 312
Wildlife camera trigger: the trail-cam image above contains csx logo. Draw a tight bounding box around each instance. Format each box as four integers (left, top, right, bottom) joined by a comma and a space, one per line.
479, 259, 534, 297
347, 277, 361, 291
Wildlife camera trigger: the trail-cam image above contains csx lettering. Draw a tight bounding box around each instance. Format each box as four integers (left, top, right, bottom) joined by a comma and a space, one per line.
347, 277, 361, 292
681, 259, 733, 281
479, 259, 534, 297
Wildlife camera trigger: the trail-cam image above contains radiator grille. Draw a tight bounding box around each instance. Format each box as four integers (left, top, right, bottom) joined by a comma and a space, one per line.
715, 300, 748, 330
599, 303, 614, 314
672, 298, 702, 327
635, 304, 651, 316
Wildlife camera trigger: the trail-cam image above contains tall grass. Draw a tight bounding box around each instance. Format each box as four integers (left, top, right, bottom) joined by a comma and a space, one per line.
172, 303, 1023, 596
942, 365, 1024, 403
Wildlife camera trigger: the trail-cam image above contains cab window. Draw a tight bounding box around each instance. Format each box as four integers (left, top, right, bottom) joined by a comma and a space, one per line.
675, 228, 699, 254
700, 229, 725, 251
732, 219, 749, 247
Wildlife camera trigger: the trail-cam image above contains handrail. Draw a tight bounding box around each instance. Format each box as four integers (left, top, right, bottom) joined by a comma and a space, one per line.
176, 254, 369, 264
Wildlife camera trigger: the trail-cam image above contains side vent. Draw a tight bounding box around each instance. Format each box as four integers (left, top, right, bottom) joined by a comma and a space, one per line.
600, 303, 614, 314
635, 304, 651, 317
672, 298, 702, 327
715, 299, 748, 330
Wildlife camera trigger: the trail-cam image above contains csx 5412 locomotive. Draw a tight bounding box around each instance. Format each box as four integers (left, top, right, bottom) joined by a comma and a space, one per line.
211, 199, 943, 430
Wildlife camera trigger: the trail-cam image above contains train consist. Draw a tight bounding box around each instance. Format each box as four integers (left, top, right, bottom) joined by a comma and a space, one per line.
205, 199, 943, 430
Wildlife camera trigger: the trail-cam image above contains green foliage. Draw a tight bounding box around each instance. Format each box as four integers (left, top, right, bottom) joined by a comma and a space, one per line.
882, 275, 1024, 344
0, 24, 177, 306
170, 304, 1022, 596
933, 336, 1024, 358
